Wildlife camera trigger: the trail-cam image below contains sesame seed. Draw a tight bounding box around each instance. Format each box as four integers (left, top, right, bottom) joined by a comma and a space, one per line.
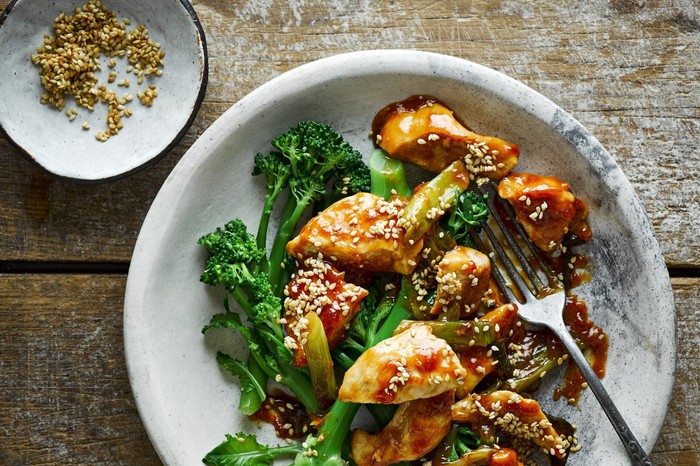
31, 0, 166, 141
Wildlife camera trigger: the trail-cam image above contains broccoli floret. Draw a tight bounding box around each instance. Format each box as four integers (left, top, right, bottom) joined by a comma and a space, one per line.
198, 219, 280, 337
199, 220, 319, 414
263, 121, 371, 289
441, 190, 489, 246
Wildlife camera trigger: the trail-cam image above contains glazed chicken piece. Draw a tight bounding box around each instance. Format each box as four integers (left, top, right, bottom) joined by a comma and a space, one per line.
430, 246, 492, 318
338, 323, 467, 404
457, 346, 497, 396
350, 391, 454, 466
449, 447, 523, 466
286, 192, 423, 275
452, 391, 571, 459
283, 256, 368, 367
372, 95, 519, 179
497, 172, 591, 252
391, 305, 519, 397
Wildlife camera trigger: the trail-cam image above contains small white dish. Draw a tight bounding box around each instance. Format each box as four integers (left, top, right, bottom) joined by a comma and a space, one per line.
124, 50, 675, 466
0, 0, 207, 182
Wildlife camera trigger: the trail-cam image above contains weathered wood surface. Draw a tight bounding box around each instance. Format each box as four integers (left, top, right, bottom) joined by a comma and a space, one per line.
0, 0, 698, 266
0, 275, 697, 465
0, 0, 698, 465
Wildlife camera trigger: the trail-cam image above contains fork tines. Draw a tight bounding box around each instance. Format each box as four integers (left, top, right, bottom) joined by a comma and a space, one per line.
469, 182, 561, 304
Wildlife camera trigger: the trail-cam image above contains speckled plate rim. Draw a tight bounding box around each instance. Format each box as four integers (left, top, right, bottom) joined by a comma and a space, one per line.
124, 49, 676, 466
0, 0, 209, 184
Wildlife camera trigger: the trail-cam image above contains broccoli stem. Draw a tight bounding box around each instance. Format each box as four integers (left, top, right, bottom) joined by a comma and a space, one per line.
331, 349, 357, 371
229, 288, 254, 316
507, 351, 561, 393
303, 312, 337, 408
267, 192, 314, 292
339, 338, 365, 356
401, 159, 470, 244
310, 401, 361, 466
253, 329, 320, 414
273, 357, 319, 413
367, 277, 413, 348
394, 320, 498, 350
256, 189, 280, 253
262, 194, 297, 276
369, 148, 412, 199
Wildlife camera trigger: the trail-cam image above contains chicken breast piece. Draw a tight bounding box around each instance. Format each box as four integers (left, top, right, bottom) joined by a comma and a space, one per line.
452, 391, 572, 459
449, 447, 523, 466
431, 246, 491, 318
497, 172, 591, 252
339, 323, 467, 404
457, 347, 497, 397
283, 255, 368, 367
372, 95, 519, 179
286, 192, 423, 275
351, 391, 454, 466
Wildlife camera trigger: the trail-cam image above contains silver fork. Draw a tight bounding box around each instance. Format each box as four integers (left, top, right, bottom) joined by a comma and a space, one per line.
470, 181, 654, 466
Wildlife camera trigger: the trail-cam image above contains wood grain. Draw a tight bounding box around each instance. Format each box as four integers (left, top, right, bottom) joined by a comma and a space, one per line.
0, 274, 160, 466
0, 0, 698, 266
0, 0, 698, 464
0, 274, 697, 465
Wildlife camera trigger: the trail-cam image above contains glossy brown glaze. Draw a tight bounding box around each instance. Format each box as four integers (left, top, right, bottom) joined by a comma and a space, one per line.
286, 192, 423, 275
556, 294, 609, 403
498, 172, 591, 252
283, 257, 367, 367
372, 95, 519, 177
250, 390, 316, 439
338, 323, 467, 404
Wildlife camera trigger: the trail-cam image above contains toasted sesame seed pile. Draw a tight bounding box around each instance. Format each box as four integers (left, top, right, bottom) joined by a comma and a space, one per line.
30, 0, 165, 142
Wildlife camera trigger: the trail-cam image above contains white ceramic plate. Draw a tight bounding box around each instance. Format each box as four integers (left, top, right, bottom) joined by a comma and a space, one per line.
124, 50, 675, 466
0, 0, 207, 182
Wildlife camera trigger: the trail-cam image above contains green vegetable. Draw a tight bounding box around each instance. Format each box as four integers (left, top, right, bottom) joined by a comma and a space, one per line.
369, 148, 411, 199
203, 432, 302, 466
393, 319, 498, 350
302, 312, 337, 408
214, 352, 266, 416
200, 122, 372, 464
401, 159, 471, 243
261, 121, 371, 289
295, 281, 413, 465
504, 341, 561, 393
203, 309, 318, 413
199, 219, 283, 339
199, 220, 318, 414
441, 190, 489, 246
252, 151, 292, 252
432, 425, 486, 466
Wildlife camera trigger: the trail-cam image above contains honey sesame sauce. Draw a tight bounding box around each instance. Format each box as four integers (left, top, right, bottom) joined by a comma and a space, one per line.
555, 295, 609, 403
371, 95, 454, 142
250, 390, 318, 440
505, 294, 608, 404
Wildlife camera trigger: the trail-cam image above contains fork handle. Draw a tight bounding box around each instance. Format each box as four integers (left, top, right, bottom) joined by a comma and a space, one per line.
552, 322, 655, 466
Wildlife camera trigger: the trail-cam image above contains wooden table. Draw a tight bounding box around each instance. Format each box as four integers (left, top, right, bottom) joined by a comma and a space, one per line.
1, 1, 698, 464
